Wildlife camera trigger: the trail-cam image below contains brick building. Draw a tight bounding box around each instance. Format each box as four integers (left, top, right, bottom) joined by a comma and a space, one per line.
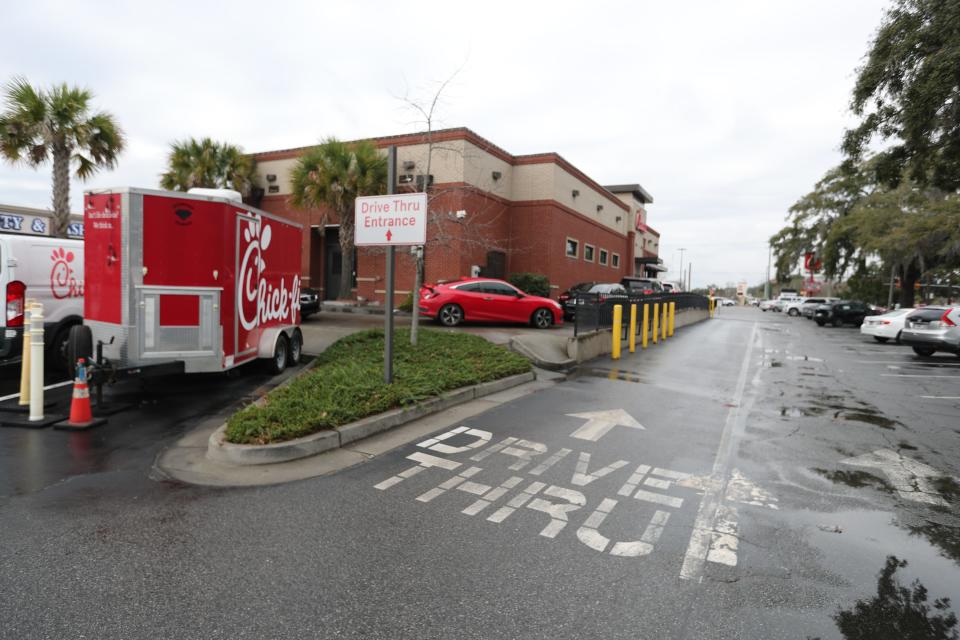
250, 127, 662, 302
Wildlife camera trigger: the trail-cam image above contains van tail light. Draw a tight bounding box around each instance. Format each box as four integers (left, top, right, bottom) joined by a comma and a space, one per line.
943, 310, 956, 327
6, 280, 26, 327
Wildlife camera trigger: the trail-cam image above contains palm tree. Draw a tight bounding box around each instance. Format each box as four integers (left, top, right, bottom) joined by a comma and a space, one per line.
0, 76, 125, 237
290, 138, 387, 300
160, 137, 256, 197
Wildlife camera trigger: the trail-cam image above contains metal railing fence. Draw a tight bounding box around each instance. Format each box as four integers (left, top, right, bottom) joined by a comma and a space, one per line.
572, 292, 709, 337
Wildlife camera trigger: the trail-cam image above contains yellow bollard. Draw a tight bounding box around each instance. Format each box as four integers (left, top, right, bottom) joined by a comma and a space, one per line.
662, 303, 668, 340
628, 304, 637, 353
641, 303, 649, 349
612, 304, 623, 360
652, 303, 659, 344
18, 299, 35, 406
668, 301, 676, 337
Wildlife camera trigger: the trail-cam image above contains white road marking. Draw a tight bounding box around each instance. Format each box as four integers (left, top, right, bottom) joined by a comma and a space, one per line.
920, 395, 960, 399
417, 426, 492, 455
526, 486, 587, 538
617, 464, 652, 496
634, 488, 683, 509
0, 380, 73, 403
487, 481, 546, 523
471, 437, 548, 471
725, 470, 779, 510
529, 448, 572, 476
416, 466, 485, 503
705, 504, 739, 566
571, 452, 629, 486
462, 476, 524, 516
374, 452, 461, 490
565, 409, 645, 442
680, 322, 759, 582
841, 449, 953, 506
881, 374, 960, 378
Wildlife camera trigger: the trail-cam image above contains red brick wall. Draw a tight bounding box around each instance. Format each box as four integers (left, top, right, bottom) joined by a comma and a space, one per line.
256, 188, 631, 304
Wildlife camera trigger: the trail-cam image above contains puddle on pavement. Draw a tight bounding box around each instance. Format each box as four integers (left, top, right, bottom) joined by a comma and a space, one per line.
808, 555, 960, 639
781, 406, 827, 418
834, 411, 901, 430
813, 468, 895, 493
899, 441, 919, 451
571, 367, 645, 385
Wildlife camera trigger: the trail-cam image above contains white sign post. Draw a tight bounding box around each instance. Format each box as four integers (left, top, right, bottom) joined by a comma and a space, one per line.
355, 193, 427, 246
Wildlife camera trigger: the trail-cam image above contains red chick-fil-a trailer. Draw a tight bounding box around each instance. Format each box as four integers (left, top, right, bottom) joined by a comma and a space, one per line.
73, 187, 303, 384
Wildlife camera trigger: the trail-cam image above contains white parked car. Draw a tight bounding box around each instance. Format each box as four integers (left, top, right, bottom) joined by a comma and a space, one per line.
759, 299, 777, 311
860, 308, 913, 343
0, 234, 84, 369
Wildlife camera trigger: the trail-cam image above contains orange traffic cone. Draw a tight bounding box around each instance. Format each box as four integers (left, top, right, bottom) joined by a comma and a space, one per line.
55, 359, 107, 431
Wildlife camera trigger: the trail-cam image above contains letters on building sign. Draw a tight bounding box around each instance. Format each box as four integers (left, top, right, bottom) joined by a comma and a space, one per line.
0, 212, 84, 238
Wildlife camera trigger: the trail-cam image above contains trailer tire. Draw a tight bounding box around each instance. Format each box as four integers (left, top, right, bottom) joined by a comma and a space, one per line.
287, 329, 303, 366
268, 334, 289, 375
66, 325, 93, 378
49, 322, 77, 372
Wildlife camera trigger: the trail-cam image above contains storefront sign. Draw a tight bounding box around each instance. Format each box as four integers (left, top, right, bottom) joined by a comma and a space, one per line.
0, 209, 84, 238
354, 193, 427, 246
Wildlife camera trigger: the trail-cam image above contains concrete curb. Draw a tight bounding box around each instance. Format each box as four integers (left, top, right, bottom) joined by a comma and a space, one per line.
508, 337, 575, 371
206, 370, 535, 466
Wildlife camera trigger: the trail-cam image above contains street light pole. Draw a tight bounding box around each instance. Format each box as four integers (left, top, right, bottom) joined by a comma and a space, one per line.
764, 244, 772, 300
678, 247, 686, 289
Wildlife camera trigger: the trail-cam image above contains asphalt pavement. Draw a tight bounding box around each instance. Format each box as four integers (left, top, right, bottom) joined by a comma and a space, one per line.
1, 307, 958, 639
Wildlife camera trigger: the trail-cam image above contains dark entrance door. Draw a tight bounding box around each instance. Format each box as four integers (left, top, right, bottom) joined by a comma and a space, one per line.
324, 227, 342, 300
481, 250, 506, 279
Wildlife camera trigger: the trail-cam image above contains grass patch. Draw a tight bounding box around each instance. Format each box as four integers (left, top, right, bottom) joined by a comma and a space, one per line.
225, 328, 531, 445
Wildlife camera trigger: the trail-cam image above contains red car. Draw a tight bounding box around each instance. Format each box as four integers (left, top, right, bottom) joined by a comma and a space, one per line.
419, 278, 563, 329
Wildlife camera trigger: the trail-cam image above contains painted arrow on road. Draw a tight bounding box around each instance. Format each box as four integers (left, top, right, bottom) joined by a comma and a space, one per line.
841, 449, 952, 506
566, 409, 645, 442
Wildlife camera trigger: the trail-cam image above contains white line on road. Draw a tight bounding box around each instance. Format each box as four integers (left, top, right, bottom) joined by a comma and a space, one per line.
920, 396, 960, 399
0, 380, 73, 403
857, 360, 960, 366
881, 374, 960, 378
680, 322, 759, 582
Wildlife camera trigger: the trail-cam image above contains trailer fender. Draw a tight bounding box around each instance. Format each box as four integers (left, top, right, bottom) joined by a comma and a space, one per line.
257, 326, 297, 359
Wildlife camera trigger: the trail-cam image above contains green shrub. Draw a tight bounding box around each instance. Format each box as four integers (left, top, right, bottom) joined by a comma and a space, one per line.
224, 329, 531, 445
508, 272, 550, 297
398, 291, 414, 312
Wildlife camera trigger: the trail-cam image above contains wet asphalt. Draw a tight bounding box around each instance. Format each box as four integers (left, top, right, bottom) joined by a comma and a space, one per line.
0, 307, 958, 639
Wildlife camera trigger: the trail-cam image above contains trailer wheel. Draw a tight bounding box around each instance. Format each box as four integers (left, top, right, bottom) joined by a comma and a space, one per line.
287, 329, 303, 366
66, 325, 93, 378
49, 323, 76, 372
268, 334, 289, 375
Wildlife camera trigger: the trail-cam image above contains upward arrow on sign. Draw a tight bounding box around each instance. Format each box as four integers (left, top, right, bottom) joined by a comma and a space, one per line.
566, 409, 645, 441
385, 229, 393, 241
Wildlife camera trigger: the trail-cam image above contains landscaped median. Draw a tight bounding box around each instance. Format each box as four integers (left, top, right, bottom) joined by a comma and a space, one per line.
207, 328, 534, 465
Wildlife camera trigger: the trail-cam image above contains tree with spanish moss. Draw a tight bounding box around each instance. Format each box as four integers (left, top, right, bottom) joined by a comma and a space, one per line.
0, 76, 125, 237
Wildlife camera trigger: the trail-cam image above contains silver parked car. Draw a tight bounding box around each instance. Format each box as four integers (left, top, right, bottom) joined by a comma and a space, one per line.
900, 306, 960, 356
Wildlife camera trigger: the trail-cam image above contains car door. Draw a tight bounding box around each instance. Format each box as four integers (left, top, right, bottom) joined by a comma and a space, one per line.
481, 282, 525, 322
451, 282, 488, 321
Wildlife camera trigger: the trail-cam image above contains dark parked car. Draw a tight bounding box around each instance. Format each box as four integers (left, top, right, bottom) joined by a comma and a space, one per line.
300, 287, 320, 318
559, 283, 627, 320
814, 300, 872, 327
621, 277, 664, 295
558, 282, 598, 320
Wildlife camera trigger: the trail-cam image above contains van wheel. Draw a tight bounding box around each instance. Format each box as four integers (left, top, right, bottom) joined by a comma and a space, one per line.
66, 325, 93, 378
912, 346, 936, 357
268, 334, 289, 374
287, 329, 303, 366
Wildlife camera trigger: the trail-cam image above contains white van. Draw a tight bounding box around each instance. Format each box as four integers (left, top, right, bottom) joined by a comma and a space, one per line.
1, 234, 84, 368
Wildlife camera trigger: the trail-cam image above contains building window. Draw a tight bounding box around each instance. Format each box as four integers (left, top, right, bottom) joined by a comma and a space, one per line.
612, 253, 621, 268
566, 238, 579, 258
584, 244, 595, 262
599, 249, 609, 266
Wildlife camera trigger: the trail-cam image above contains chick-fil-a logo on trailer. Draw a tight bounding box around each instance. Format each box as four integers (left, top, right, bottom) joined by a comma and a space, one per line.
237, 218, 300, 332
50, 247, 83, 299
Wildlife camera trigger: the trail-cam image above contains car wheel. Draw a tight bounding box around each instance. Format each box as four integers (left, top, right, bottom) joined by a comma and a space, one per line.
287, 329, 303, 366
912, 346, 936, 357
874, 336, 889, 343
438, 304, 463, 327
832, 318, 842, 327
815, 319, 825, 326
788, 308, 799, 317
895, 331, 902, 345
761, 309, 767, 312
531, 308, 553, 329
268, 334, 289, 374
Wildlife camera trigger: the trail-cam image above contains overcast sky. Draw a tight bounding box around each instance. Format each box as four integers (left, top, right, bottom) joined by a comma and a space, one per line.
2, 0, 889, 288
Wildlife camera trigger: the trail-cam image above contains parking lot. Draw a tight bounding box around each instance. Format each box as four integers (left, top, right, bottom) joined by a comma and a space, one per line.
1, 306, 958, 639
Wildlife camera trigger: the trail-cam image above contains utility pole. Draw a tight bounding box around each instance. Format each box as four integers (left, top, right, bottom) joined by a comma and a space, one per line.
678, 247, 686, 288
764, 244, 772, 300
887, 263, 896, 309
384, 146, 396, 384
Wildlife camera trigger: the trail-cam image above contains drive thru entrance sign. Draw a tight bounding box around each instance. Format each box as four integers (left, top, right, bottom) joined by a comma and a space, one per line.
355, 193, 427, 246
